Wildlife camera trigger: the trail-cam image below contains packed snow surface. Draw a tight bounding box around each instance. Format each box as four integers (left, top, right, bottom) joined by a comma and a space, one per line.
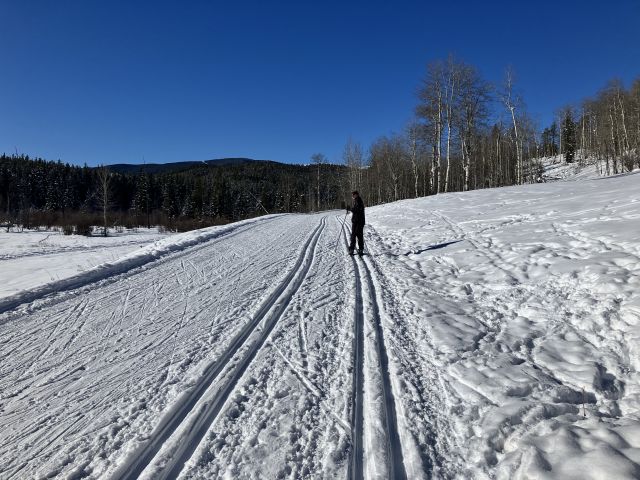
1, 172, 639, 479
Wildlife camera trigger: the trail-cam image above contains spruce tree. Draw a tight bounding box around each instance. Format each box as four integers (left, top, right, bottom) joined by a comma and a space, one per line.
562, 110, 576, 163
133, 172, 151, 228
549, 122, 558, 155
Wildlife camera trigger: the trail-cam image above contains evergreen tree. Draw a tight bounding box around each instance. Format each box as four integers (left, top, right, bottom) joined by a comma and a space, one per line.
562, 110, 577, 163
133, 171, 151, 228
549, 122, 558, 155
541, 122, 559, 157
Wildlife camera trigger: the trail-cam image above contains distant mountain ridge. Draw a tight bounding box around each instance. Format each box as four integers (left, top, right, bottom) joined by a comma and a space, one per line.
106, 157, 277, 175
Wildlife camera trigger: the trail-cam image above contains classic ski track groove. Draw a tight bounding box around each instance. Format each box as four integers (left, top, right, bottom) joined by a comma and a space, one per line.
113, 215, 327, 480
343, 221, 407, 480
360, 257, 407, 480
348, 245, 365, 480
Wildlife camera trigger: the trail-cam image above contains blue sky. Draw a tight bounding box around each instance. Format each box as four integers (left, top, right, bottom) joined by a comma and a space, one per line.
1, 0, 638, 166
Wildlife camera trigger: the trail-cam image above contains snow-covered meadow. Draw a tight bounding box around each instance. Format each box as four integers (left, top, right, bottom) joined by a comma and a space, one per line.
0, 170, 639, 479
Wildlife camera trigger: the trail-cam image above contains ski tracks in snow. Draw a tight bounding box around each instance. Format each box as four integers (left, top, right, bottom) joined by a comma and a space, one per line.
0, 215, 321, 479
0, 217, 281, 319
0, 212, 441, 479
344, 223, 408, 480
112, 216, 328, 479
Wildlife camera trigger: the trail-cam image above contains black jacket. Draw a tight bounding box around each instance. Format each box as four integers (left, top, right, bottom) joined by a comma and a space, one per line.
349, 195, 365, 225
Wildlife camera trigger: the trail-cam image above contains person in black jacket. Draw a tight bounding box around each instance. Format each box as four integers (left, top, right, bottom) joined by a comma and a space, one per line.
347, 190, 365, 255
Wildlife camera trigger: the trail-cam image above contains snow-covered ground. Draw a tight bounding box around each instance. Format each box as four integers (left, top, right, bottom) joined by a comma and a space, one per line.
0, 171, 639, 479
368, 170, 640, 479
0, 228, 170, 301
539, 154, 615, 182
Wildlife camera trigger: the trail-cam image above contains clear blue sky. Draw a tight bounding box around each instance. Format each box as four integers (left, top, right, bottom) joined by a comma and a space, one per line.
1, 0, 638, 166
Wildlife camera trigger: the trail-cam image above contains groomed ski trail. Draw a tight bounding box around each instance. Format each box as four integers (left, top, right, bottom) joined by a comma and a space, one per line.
348, 242, 365, 480
0, 216, 283, 317
113, 216, 328, 480
0, 215, 323, 480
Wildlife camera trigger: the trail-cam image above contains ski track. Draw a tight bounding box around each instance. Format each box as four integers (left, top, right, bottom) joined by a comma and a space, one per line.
344, 222, 408, 480
176, 213, 354, 479
0, 215, 322, 480
114, 216, 328, 479
347, 232, 365, 480
0, 217, 281, 318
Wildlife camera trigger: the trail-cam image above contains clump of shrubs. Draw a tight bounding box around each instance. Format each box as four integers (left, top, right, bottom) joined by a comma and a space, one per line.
5, 209, 233, 236
59, 212, 99, 236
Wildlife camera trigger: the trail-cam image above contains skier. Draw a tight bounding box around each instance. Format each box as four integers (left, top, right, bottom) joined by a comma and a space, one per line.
346, 190, 365, 255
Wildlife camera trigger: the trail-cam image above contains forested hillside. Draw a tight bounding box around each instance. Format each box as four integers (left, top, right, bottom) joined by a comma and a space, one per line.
0, 156, 348, 233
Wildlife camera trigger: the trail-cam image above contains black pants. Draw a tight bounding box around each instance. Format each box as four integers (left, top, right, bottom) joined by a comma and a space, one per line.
349, 223, 364, 251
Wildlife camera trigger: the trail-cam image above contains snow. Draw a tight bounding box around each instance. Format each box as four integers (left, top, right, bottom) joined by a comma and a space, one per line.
0, 217, 279, 315
0, 228, 170, 301
539, 154, 603, 181
367, 170, 640, 478
1, 171, 639, 479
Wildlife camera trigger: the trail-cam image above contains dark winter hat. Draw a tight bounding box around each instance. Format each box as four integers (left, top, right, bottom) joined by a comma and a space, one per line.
352, 190, 359, 196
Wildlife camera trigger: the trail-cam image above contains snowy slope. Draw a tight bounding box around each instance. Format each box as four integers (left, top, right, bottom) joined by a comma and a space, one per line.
368, 171, 640, 479
538, 154, 625, 182
0, 172, 639, 479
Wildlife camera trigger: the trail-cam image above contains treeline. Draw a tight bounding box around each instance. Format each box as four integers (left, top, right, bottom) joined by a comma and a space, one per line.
342, 56, 639, 205
0, 155, 349, 234
543, 78, 640, 174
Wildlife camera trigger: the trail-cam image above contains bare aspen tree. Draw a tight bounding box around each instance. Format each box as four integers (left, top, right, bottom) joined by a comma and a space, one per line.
519, 114, 539, 180
373, 147, 383, 204
368, 140, 384, 203
633, 79, 640, 167
310, 153, 326, 211
96, 165, 111, 236
557, 111, 563, 162
388, 135, 405, 201
406, 122, 422, 198
444, 55, 458, 193
595, 112, 610, 175
388, 141, 400, 202
501, 67, 523, 184
580, 106, 587, 164
608, 101, 619, 173
434, 83, 442, 195
343, 139, 363, 193
416, 60, 445, 194
493, 124, 502, 186
611, 80, 631, 156
458, 63, 490, 191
